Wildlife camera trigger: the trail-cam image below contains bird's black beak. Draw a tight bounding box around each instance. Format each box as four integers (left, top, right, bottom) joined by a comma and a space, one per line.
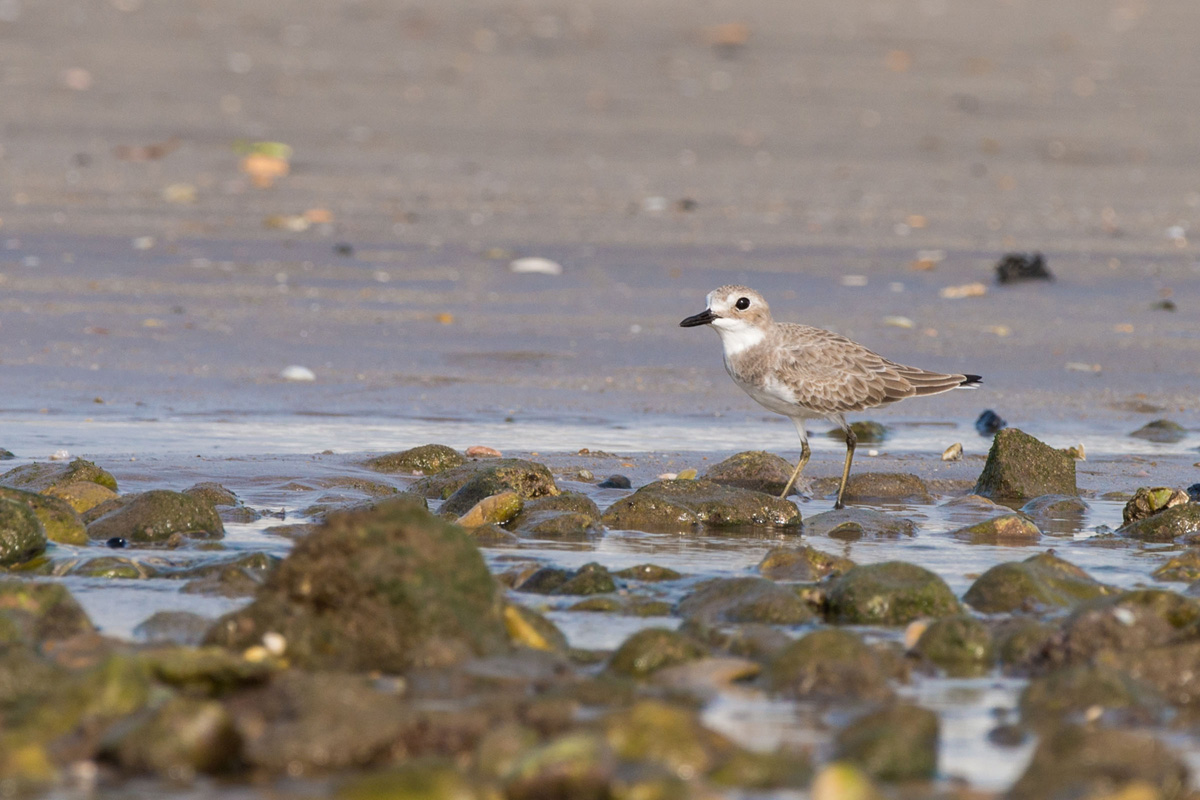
680, 309, 717, 327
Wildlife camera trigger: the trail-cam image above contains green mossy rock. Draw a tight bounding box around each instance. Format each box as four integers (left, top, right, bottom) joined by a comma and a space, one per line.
0, 499, 48, 566
827, 562, 960, 625
46, 481, 119, 514
1019, 664, 1168, 728
205, 499, 510, 672
834, 703, 939, 781
69, 557, 155, 579
615, 564, 682, 582
431, 460, 559, 518
517, 563, 615, 596
1153, 548, 1200, 582
604, 699, 734, 778
1006, 724, 1189, 800
973, 428, 1076, 500
100, 696, 241, 776
504, 732, 612, 800
758, 545, 855, 581
703, 451, 796, 495
0, 457, 118, 494
1041, 590, 1200, 669
993, 618, 1057, 670
1118, 502, 1200, 543
840, 472, 932, 504
0, 580, 94, 645
509, 492, 601, 539
677, 577, 814, 625
607, 628, 707, 678
87, 490, 224, 543
802, 507, 916, 540
504, 603, 570, 654
337, 761, 490, 800
1123, 486, 1190, 525
183, 482, 240, 507
950, 513, 1042, 545
963, 552, 1111, 613
765, 629, 894, 702
364, 444, 465, 475
1129, 419, 1187, 444
1110, 640, 1200, 712
0, 488, 87, 545
913, 615, 994, 675
600, 479, 800, 534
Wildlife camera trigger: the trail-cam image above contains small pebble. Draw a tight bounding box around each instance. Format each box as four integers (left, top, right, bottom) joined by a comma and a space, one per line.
106, 537, 128, 549
280, 365, 316, 382
598, 475, 632, 489
1187, 483, 1200, 503
994, 251, 1053, 284
576, 469, 594, 481
942, 442, 963, 461
466, 445, 501, 458
333, 242, 354, 256
50, 449, 70, 460
975, 409, 1007, 436
509, 256, 563, 275
940, 282, 987, 299
262, 631, 287, 656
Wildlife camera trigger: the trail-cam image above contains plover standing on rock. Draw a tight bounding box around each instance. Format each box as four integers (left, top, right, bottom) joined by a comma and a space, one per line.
681, 285, 981, 509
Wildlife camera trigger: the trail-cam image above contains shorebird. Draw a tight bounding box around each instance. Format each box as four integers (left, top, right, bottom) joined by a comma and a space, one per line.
681, 285, 981, 509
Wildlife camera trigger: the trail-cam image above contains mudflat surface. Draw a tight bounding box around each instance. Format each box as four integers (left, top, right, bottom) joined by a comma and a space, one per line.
0, 0, 1197, 441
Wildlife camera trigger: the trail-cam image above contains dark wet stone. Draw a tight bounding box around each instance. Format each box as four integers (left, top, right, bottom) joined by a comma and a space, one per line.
994, 251, 1052, 284
975, 408, 1007, 436
179, 553, 281, 598
510, 492, 601, 539
183, 482, 239, 507
834, 703, 938, 781
87, 490, 224, 543
133, 611, 213, 646
0, 449, 13, 460
1118, 502, 1200, 543
678, 577, 814, 625
364, 443, 464, 475
1155, 549, 1200, 582
1189, 484, 1200, 503
1019, 664, 1168, 728
803, 507, 916, 540
840, 472, 931, 504
1020, 494, 1089, 536
430, 459, 559, 518
950, 513, 1042, 545
1123, 486, 1191, 525
1129, 419, 1187, 444
607, 628, 707, 678
554, 563, 616, 596
0, 579, 94, 645
1041, 589, 1200, 669
597, 475, 631, 489
0, 498, 48, 566
993, 618, 1057, 671
827, 562, 961, 625
987, 724, 1027, 748
1110, 640, 1200, 714
218, 505, 262, 523
758, 545, 855, 581
1006, 724, 1188, 800
972, 428, 1076, 500
600, 479, 800, 533
0, 487, 87, 545
206, 498, 510, 672
106, 537, 127, 548
964, 552, 1112, 614
100, 695, 241, 776
69, 556, 155, 579
703, 450, 795, 495
765, 629, 893, 702
913, 616, 994, 675
614, 564, 682, 582
0, 457, 118, 494
680, 620, 790, 661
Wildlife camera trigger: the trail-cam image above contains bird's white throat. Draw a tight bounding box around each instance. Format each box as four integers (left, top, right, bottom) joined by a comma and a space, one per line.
712, 318, 766, 356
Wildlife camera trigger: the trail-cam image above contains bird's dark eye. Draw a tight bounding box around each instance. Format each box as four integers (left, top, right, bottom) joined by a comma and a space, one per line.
735, 297, 750, 310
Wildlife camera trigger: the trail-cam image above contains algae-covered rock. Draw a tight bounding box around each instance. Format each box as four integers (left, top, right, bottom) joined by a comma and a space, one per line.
840, 472, 931, 504
141, 646, 275, 695
413, 458, 557, 510
678, 577, 814, 625
802, 507, 916, 540
765, 629, 893, 702
177, 553, 280, 597
1129, 419, 1188, 444
993, 618, 1057, 670
703, 451, 796, 495
972, 428, 1076, 500
758, 545, 855, 581
1153, 548, 1200, 582
183, 482, 240, 507
517, 563, 615, 596
206, 498, 510, 672
913, 616, 994, 675
0, 457, 118, 494
1041, 589, 1200, 669
1110, 640, 1200, 713
69, 556, 155, 579
0, 579, 94, 645
100, 695, 241, 776
87, 490, 224, 543
454, 491, 523, 527
607, 628, 706, 678
337, 761, 490, 800
1019, 664, 1168, 728
505, 732, 612, 800
604, 699, 734, 778
963, 552, 1111, 613
810, 763, 883, 800
615, 564, 682, 582
1019, 494, 1089, 536
132, 611, 214, 646
0, 499, 48, 566
833, 703, 938, 781
504, 604, 569, 654
1118, 502, 1200, 543
833, 421, 889, 444
601, 479, 800, 534
1006, 724, 1189, 800
1124, 486, 1190, 525
949, 513, 1041, 545
0, 487, 87, 545
827, 562, 960, 625
509, 492, 601, 539
48, 481, 120, 514
364, 444, 465, 475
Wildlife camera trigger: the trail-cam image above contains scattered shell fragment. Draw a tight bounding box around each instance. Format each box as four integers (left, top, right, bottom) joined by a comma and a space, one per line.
986, 325, 1011, 337
939, 282, 987, 299
50, 449, 70, 461
883, 316, 914, 329
264, 214, 309, 232
1064, 362, 1102, 373
840, 275, 868, 287
162, 183, 196, 204
466, 445, 502, 458
280, 365, 316, 382
904, 619, 930, 650
262, 632, 287, 656
1064, 444, 1086, 460
509, 256, 563, 275
942, 443, 963, 461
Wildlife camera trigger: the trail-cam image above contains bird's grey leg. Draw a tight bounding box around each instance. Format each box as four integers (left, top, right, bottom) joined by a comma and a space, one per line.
834, 423, 857, 509
779, 418, 810, 499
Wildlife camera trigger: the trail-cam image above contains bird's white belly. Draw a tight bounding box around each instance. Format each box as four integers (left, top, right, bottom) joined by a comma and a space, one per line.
729, 369, 814, 419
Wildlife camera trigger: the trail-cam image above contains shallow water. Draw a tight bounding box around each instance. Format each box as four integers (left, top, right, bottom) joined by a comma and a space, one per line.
2, 412, 1198, 793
